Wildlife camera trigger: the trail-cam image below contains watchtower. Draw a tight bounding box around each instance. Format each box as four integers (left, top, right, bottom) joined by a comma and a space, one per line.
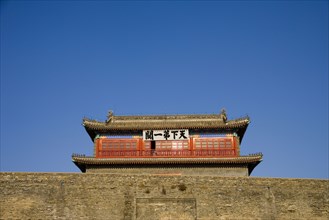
72, 109, 262, 176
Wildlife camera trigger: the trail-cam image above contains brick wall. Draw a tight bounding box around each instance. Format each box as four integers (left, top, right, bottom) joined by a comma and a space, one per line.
86, 166, 249, 176
0, 172, 328, 219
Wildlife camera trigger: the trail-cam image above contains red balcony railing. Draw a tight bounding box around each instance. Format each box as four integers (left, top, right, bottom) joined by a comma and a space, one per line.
97, 149, 237, 158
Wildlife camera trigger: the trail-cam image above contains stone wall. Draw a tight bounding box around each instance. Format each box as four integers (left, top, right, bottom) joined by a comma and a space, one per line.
0, 172, 328, 220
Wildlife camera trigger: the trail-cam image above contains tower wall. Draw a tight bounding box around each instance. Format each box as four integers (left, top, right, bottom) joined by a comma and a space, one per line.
85, 166, 249, 176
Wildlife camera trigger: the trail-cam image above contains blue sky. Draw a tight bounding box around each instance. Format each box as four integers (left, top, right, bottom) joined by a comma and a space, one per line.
1, 1, 328, 179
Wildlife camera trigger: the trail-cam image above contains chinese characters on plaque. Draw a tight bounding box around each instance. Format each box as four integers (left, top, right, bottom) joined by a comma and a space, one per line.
143, 129, 189, 141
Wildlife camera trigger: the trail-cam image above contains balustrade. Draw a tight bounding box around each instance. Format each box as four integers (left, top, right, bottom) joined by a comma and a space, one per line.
97, 149, 236, 158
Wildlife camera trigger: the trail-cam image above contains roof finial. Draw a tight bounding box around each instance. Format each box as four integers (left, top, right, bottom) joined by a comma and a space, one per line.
220, 108, 227, 123
106, 110, 114, 123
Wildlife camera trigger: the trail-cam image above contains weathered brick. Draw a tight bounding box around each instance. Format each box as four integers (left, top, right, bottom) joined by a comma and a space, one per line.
0, 172, 328, 219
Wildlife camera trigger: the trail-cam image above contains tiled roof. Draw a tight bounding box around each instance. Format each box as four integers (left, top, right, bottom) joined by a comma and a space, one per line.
82, 112, 250, 141
72, 154, 262, 174
72, 154, 262, 165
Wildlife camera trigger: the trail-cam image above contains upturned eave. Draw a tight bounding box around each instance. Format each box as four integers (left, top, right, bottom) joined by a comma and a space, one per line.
72, 154, 262, 174
82, 114, 250, 142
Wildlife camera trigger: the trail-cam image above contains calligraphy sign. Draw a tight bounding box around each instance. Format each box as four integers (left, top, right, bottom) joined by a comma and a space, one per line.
143, 129, 189, 141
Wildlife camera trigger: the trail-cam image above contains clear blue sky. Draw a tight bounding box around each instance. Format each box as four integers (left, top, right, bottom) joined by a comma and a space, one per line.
1, 1, 328, 179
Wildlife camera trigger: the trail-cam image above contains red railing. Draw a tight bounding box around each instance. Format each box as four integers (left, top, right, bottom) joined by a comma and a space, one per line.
97, 149, 237, 158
